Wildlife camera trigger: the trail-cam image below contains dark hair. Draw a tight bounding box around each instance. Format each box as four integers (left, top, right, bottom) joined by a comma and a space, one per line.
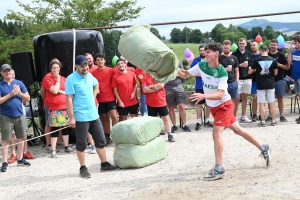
270, 39, 278, 44
250, 40, 257, 43
204, 43, 222, 56
84, 53, 93, 57
49, 61, 62, 70
116, 59, 125, 64
199, 44, 205, 50
292, 35, 300, 43
94, 53, 106, 61
260, 44, 268, 52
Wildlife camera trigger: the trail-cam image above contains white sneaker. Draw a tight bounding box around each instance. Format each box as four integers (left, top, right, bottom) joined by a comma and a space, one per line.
89, 149, 96, 154
240, 116, 251, 123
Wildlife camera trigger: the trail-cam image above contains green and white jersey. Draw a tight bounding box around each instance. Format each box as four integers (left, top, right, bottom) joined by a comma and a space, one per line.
188, 60, 231, 107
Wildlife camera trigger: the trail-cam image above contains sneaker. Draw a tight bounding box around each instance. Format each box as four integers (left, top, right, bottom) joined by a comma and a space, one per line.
271, 121, 277, 126
46, 144, 51, 151
171, 125, 177, 133
80, 166, 91, 178
23, 151, 35, 159
159, 131, 166, 135
195, 123, 201, 131
204, 121, 213, 127
101, 162, 118, 171
295, 117, 300, 122
204, 167, 225, 180
17, 158, 31, 166
105, 139, 113, 146
266, 116, 272, 122
260, 144, 270, 167
65, 146, 75, 153
182, 125, 191, 132
51, 151, 58, 158
240, 116, 251, 123
258, 121, 267, 127
252, 114, 258, 122
8, 154, 17, 164
89, 149, 96, 154
279, 116, 287, 122
168, 135, 175, 142
1, 162, 8, 172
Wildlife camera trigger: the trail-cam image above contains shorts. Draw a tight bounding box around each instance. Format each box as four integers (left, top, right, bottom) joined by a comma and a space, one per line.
257, 89, 275, 103
210, 100, 236, 127
251, 81, 257, 95
238, 79, 252, 94
275, 80, 284, 97
1, 115, 27, 141
166, 87, 186, 106
117, 103, 139, 116
75, 118, 106, 152
227, 81, 238, 99
98, 100, 117, 114
195, 89, 206, 104
147, 105, 169, 117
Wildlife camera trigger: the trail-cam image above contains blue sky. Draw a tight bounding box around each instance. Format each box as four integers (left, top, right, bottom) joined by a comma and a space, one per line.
1, 0, 299, 38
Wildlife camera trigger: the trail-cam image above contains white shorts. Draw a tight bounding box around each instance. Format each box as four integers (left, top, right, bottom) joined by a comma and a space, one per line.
238, 79, 252, 94
257, 89, 275, 103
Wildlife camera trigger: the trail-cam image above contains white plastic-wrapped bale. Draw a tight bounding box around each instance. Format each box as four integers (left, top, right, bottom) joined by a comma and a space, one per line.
118, 24, 179, 83
114, 137, 166, 168
111, 116, 164, 145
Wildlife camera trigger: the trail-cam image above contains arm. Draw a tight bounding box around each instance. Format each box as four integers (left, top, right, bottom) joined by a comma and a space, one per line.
194, 74, 201, 77
0, 92, 14, 104
287, 47, 293, 66
235, 67, 239, 82
178, 68, 193, 79
278, 63, 289, 70
49, 79, 61, 94
66, 95, 76, 128
93, 83, 99, 99
143, 83, 165, 93
190, 89, 225, 105
130, 83, 137, 99
274, 69, 278, 76
18, 92, 30, 102
113, 87, 124, 107
40, 87, 46, 100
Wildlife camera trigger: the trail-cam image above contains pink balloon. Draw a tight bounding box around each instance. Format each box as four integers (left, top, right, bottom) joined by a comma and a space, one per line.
186, 53, 194, 62
184, 48, 192, 58
255, 34, 262, 43
278, 44, 285, 49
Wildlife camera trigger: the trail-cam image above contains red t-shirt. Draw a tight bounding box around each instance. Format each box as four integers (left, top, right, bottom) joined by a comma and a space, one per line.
141, 73, 167, 107
43, 74, 67, 110
91, 67, 116, 102
112, 71, 137, 107
41, 72, 52, 106
89, 65, 98, 73
135, 68, 146, 95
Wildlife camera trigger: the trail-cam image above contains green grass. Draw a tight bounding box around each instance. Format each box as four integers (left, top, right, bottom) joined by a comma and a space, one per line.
166, 43, 200, 62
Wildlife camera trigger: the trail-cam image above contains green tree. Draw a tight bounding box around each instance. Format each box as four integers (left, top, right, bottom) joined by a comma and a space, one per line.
170, 28, 182, 43
150, 27, 161, 39
237, 26, 249, 38
250, 26, 264, 39
190, 29, 203, 43
263, 25, 277, 40
180, 27, 192, 43
210, 23, 227, 42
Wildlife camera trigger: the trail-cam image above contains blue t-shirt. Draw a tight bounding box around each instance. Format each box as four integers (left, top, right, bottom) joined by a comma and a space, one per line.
0, 79, 28, 117
291, 49, 300, 80
190, 57, 203, 89
65, 71, 99, 122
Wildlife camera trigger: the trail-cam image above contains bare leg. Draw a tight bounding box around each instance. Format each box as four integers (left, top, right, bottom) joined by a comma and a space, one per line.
259, 103, 266, 121
161, 115, 171, 133
212, 126, 226, 164
109, 109, 118, 126
10, 134, 16, 155
96, 148, 107, 163
16, 138, 25, 160
130, 114, 138, 118
234, 94, 240, 117
168, 105, 176, 125
177, 103, 186, 125
62, 135, 69, 147
76, 151, 85, 166
205, 105, 211, 118
241, 93, 248, 116
2, 141, 9, 162
57, 130, 63, 144
269, 102, 276, 121
119, 115, 127, 122
252, 94, 258, 115
196, 104, 202, 119
277, 97, 284, 116
50, 137, 58, 151
100, 113, 110, 134
45, 125, 51, 146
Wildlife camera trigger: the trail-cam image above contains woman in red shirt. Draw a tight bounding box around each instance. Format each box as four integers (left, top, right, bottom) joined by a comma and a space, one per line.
43, 61, 74, 158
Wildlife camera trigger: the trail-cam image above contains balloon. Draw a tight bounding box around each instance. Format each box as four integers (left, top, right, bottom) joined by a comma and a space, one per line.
231, 43, 238, 52
258, 42, 263, 50
186, 53, 194, 62
277, 35, 284, 45
278, 44, 285, 49
112, 55, 119, 66
255, 34, 262, 43
184, 47, 192, 58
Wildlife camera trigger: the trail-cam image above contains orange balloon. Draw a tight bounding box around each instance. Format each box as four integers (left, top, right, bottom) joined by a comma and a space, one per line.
255, 34, 262, 43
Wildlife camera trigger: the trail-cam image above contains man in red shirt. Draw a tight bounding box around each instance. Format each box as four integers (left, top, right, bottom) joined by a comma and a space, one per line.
92, 54, 118, 145
141, 72, 175, 142
85, 53, 97, 73
113, 56, 135, 73
112, 59, 138, 121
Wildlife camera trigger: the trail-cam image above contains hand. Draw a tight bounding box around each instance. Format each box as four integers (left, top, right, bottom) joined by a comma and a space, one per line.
119, 101, 124, 108
289, 46, 294, 53
244, 62, 248, 68
130, 92, 135, 99
178, 68, 187, 77
226, 67, 232, 72
190, 93, 205, 105
137, 74, 143, 81
69, 117, 76, 128
59, 90, 65, 95
52, 71, 60, 79
13, 84, 21, 95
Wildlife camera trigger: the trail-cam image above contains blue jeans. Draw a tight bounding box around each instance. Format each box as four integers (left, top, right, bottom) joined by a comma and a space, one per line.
140, 94, 148, 116
283, 77, 292, 90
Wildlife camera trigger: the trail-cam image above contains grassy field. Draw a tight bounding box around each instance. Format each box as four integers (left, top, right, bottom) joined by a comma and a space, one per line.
165, 43, 200, 63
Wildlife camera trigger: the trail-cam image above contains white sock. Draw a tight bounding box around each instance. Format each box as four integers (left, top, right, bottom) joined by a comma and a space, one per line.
197, 119, 201, 124
205, 118, 209, 123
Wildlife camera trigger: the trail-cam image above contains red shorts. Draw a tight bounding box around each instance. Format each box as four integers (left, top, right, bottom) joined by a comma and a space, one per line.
210, 100, 236, 127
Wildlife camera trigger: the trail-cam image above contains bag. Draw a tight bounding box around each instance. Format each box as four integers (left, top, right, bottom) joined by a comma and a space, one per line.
114, 137, 166, 168
111, 116, 164, 145
118, 24, 179, 83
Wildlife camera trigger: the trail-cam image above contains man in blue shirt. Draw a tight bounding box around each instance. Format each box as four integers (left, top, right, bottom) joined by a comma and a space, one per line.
0, 64, 31, 172
190, 45, 213, 130
65, 55, 117, 178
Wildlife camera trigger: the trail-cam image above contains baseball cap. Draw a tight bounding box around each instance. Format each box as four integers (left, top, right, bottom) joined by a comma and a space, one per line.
0, 64, 12, 72
75, 55, 88, 65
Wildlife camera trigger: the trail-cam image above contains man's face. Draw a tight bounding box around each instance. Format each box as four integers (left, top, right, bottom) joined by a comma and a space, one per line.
10, 70, 15, 79
292, 40, 300, 49
270, 42, 278, 52
120, 56, 128, 66
76, 62, 88, 75
117, 61, 126, 72
1, 69, 12, 79
95, 57, 106, 67
205, 49, 218, 63
238, 40, 247, 51
250, 42, 258, 52
85, 55, 94, 66
199, 47, 206, 58
223, 44, 231, 55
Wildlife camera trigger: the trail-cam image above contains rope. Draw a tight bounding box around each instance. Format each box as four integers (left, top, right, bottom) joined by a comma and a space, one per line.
0, 126, 69, 149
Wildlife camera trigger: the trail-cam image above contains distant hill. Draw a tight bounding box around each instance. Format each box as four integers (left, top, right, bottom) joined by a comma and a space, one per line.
235, 19, 300, 33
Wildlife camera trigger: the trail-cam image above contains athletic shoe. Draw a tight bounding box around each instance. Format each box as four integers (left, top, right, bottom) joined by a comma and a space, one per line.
295, 117, 300, 122
168, 135, 175, 142
46, 144, 51, 151
17, 158, 31, 166
240, 116, 251, 123
159, 131, 166, 135
260, 144, 270, 167
89, 149, 96, 154
258, 121, 267, 127
279, 116, 287, 122
171, 125, 177, 133
100, 162, 118, 171
51, 152, 58, 158
105, 139, 113, 146
204, 121, 213, 127
182, 125, 191, 132
266, 116, 272, 122
1, 162, 8, 172
65, 146, 75, 153
271, 121, 277, 126
252, 114, 258, 122
204, 167, 225, 180
23, 151, 35, 159
195, 123, 201, 131
8, 154, 17, 164
80, 166, 91, 178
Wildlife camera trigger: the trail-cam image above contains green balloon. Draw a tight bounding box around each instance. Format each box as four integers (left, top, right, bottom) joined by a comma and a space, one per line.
258, 42, 263, 50
112, 55, 119, 66
231, 43, 238, 52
